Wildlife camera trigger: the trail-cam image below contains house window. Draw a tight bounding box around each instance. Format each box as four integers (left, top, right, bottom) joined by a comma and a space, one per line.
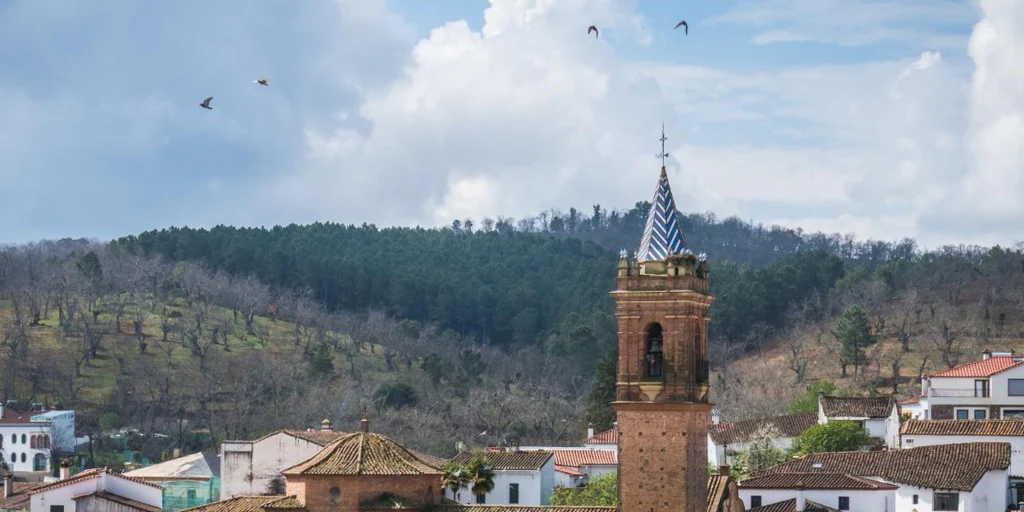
509, 483, 520, 504
838, 496, 849, 510
476, 493, 486, 504
1009, 379, 1024, 396
904, 438, 914, 446
975, 379, 990, 397
1004, 409, 1024, 419
974, 409, 987, 420
912, 494, 919, 504
187, 489, 197, 501
645, 324, 664, 378
50, 506, 64, 512
20, 435, 25, 445
750, 496, 762, 508
956, 409, 969, 420
329, 486, 341, 505
20, 453, 25, 463
934, 492, 959, 511
10, 434, 14, 445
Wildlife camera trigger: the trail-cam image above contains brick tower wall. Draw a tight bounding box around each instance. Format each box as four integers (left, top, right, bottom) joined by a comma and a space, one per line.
616, 402, 712, 512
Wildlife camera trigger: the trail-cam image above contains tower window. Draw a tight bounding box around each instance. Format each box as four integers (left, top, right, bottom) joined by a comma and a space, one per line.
645, 323, 664, 379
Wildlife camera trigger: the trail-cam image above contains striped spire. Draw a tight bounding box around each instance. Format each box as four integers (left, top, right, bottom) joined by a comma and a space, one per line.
636, 166, 687, 262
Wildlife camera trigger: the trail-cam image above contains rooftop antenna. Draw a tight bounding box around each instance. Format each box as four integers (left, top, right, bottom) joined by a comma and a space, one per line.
657, 122, 669, 168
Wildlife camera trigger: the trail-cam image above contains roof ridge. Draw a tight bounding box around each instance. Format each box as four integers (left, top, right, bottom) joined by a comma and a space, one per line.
356, 432, 366, 474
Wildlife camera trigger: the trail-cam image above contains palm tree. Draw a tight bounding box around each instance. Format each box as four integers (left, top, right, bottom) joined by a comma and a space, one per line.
442, 462, 471, 501
466, 458, 496, 503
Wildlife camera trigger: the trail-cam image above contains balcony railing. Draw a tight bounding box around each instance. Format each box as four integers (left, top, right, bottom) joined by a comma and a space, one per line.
929, 388, 989, 398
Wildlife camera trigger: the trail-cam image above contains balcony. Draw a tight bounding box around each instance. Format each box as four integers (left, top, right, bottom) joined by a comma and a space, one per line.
929, 388, 989, 398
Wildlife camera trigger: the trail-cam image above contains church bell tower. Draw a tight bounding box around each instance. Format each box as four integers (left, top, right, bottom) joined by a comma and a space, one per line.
612, 126, 713, 512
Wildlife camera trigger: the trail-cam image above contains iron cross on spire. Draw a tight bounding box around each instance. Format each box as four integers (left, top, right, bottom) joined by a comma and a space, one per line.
657, 122, 669, 167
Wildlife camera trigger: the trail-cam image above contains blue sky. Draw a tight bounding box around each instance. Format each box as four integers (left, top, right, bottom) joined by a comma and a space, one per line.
1, 0, 1020, 248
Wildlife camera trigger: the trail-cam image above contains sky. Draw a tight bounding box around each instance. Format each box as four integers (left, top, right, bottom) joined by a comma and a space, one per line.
1, 0, 1021, 249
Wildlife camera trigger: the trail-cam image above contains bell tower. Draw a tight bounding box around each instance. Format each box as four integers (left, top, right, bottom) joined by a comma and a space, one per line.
612, 125, 713, 512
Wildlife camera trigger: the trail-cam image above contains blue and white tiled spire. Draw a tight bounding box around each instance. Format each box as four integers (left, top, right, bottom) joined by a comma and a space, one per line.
636, 166, 687, 262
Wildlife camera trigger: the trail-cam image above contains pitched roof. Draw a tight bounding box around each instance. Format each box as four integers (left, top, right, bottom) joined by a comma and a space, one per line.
434, 507, 615, 512
902, 419, 1024, 436
281, 429, 349, 446
124, 452, 213, 480
281, 432, 442, 476
583, 428, 617, 445
928, 356, 1024, 378
450, 451, 553, 471
408, 449, 448, 469
28, 468, 165, 494
554, 465, 585, 477
739, 473, 898, 490
552, 450, 616, 467
899, 396, 922, 405
748, 499, 838, 512
0, 407, 48, 425
179, 496, 304, 512
820, 395, 896, 419
636, 166, 687, 261
753, 442, 1010, 491
72, 490, 162, 512
709, 413, 817, 445
0, 482, 43, 511
706, 474, 730, 512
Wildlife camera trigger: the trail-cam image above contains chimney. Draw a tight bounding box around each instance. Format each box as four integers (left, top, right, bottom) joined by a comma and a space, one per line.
586, 423, 595, 439
982, 349, 992, 360
3, 472, 13, 499
59, 461, 70, 480
795, 489, 806, 511
359, 419, 369, 433
718, 465, 730, 477
711, 408, 721, 425
321, 419, 333, 431
172, 448, 181, 459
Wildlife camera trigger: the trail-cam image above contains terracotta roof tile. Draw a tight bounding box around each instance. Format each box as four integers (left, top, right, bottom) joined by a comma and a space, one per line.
709, 413, 817, 445
282, 432, 442, 476
262, 496, 306, 510
408, 449, 448, 469
902, 419, 1024, 436
753, 442, 1010, 491
0, 408, 49, 425
433, 507, 615, 512
740, 473, 898, 490
450, 451, 553, 471
821, 396, 896, 418
29, 468, 164, 494
554, 465, 584, 477
706, 474, 730, 512
552, 450, 616, 467
749, 498, 837, 512
72, 490, 162, 512
0, 482, 43, 511
281, 430, 349, 446
900, 396, 922, 405
928, 356, 1024, 378
583, 428, 617, 445
178, 496, 290, 512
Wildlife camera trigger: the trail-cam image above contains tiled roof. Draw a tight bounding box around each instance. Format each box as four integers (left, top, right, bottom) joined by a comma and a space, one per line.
124, 452, 213, 480
282, 429, 349, 446
179, 496, 302, 512
433, 507, 615, 512
408, 449, 448, 469
753, 442, 1010, 491
0, 408, 49, 425
709, 413, 817, 445
902, 419, 1024, 436
739, 473, 898, 490
450, 451, 553, 471
928, 356, 1024, 378
706, 474, 730, 512
900, 396, 922, 405
72, 490, 162, 512
29, 468, 164, 494
583, 428, 617, 445
262, 497, 305, 510
0, 482, 43, 511
552, 450, 616, 467
821, 395, 896, 419
636, 166, 687, 261
554, 465, 585, 477
749, 499, 838, 512
282, 432, 443, 476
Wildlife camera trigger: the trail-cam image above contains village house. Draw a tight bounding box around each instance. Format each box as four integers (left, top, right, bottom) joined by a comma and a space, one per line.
906, 350, 1024, 421
0, 402, 76, 474
707, 413, 818, 468
27, 467, 165, 512
817, 394, 901, 449
741, 442, 1011, 511
581, 426, 617, 452
124, 452, 219, 511
447, 451, 554, 505
550, 450, 616, 489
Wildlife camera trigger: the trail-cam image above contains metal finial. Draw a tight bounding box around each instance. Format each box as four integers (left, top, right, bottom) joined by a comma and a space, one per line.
619, 247, 628, 259
656, 122, 669, 167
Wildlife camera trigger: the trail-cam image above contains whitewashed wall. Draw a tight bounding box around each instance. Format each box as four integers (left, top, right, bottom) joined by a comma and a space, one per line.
30, 473, 163, 512
219, 432, 332, 499
738, 488, 895, 512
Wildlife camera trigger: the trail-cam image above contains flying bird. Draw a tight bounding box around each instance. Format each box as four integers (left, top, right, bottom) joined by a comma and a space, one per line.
673, 20, 688, 34
254, 78, 269, 86
199, 97, 213, 110
587, 25, 599, 38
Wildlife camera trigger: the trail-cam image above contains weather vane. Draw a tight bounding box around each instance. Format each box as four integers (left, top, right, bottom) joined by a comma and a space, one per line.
657, 122, 669, 167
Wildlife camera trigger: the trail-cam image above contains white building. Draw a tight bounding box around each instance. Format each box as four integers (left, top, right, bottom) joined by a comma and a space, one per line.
0, 402, 76, 474
913, 350, 1024, 421
581, 426, 617, 452
707, 413, 818, 467
818, 394, 901, 449
447, 451, 555, 506
740, 473, 898, 511
28, 467, 164, 512
743, 442, 1011, 511
550, 450, 616, 489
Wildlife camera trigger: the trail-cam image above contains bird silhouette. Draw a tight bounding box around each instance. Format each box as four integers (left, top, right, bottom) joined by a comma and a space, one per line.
674, 20, 688, 34
587, 25, 599, 39
199, 97, 213, 110
254, 78, 269, 86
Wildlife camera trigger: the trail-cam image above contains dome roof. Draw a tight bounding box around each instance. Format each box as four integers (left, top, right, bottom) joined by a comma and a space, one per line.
282, 431, 443, 476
